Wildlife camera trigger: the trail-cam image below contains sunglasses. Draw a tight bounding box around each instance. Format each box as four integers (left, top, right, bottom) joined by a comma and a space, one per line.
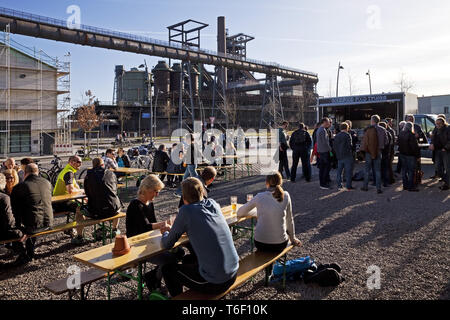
5, 176, 14, 180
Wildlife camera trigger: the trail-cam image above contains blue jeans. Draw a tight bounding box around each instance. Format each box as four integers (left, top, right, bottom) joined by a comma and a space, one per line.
363, 152, 382, 190
336, 157, 354, 189
183, 164, 198, 180
435, 150, 450, 186
399, 154, 416, 190
318, 152, 331, 187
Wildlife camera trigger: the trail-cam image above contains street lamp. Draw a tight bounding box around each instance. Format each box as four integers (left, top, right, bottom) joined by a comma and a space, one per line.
366, 70, 372, 95
336, 62, 344, 97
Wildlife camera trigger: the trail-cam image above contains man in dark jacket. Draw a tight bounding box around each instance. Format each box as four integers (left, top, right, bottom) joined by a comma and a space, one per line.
79, 157, 122, 242
386, 118, 397, 183
430, 118, 450, 190
398, 122, 420, 191
289, 122, 312, 182
152, 144, 171, 181
10, 163, 53, 265
278, 121, 290, 180
345, 120, 358, 161
333, 122, 354, 190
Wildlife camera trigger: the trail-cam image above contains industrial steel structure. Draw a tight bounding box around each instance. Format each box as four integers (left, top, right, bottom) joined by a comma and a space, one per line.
0, 7, 319, 139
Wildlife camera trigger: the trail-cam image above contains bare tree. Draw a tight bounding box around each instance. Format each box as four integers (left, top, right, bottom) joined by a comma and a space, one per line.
327, 78, 334, 98
346, 70, 360, 96
113, 101, 132, 134
162, 101, 176, 135
395, 71, 414, 93
75, 90, 103, 158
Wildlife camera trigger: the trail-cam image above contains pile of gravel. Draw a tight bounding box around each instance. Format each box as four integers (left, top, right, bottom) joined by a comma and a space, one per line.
0, 161, 448, 300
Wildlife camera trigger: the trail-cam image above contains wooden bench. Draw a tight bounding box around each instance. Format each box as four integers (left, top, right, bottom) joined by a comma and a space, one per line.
0, 212, 126, 246
172, 245, 293, 300
44, 268, 108, 300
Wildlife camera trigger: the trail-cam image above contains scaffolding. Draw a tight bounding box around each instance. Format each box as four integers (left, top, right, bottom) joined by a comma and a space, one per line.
0, 25, 71, 157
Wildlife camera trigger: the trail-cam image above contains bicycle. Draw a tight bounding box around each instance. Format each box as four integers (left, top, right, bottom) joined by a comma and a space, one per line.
37, 155, 63, 186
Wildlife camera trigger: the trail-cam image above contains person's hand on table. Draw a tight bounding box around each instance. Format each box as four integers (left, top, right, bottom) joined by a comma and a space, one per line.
159, 225, 172, 234
19, 234, 28, 242
292, 237, 302, 247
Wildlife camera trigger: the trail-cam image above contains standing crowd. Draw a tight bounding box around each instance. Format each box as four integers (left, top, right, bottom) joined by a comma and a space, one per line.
276, 114, 449, 193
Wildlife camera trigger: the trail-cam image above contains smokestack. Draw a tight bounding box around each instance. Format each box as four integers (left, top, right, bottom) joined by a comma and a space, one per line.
217, 16, 227, 87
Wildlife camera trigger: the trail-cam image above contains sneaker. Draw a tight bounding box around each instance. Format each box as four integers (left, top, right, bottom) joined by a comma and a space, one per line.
320, 185, 331, 190
439, 185, 449, 191
361, 187, 368, 191
377, 189, 383, 194
71, 235, 86, 245
408, 188, 419, 192
337, 185, 344, 190
346, 187, 355, 191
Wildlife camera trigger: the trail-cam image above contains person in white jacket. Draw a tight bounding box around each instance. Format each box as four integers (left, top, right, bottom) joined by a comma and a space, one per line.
237, 171, 302, 252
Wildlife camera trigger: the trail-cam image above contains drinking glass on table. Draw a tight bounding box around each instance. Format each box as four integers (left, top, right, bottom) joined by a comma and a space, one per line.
246, 194, 253, 202
230, 196, 237, 213
168, 214, 177, 226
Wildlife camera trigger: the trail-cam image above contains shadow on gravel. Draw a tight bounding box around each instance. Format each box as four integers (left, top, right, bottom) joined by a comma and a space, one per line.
439, 281, 450, 300
33, 242, 83, 260
297, 178, 449, 249
0, 263, 40, 279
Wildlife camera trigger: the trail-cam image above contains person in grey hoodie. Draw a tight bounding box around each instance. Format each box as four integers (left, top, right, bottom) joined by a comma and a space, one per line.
160, 177, 239, 297
333, 122, 354, 190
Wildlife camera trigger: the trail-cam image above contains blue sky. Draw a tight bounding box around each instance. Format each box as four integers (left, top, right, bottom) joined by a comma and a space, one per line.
2, 0, 450, 106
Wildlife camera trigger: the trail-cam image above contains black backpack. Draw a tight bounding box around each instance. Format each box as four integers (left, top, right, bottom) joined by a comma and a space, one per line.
303, 263, 344, 287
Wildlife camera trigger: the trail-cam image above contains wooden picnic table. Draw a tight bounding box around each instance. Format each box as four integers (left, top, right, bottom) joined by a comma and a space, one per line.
73, 203, 255, 300
51, 191, 87, 203
112, 167, 149, 188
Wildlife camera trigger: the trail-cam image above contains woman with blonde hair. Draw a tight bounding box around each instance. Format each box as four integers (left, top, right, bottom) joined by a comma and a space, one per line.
125, 174, 183, 292
3, 169, 19, 196
237, 171, 301, 252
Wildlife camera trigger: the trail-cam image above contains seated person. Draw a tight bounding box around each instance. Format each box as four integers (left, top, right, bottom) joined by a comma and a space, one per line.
0, 173, 24, 252
18, 158, 33, 183
166, 144, 185, 188
237, 171, 302, 252
160, 177, 239, 297
10, 164, 53, 266
116, 147, 131, 168
178, 166, 216, 208
3, 169, 19, 196
80, 157, 122, 240
0, 158, 17, 173
152, 144, 170, 181
103, 149, 118, 170
126, 174, 182, 291
52, 155, 84, 244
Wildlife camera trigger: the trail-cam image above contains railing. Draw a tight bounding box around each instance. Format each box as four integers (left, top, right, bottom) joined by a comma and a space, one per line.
0, 7, 318, 77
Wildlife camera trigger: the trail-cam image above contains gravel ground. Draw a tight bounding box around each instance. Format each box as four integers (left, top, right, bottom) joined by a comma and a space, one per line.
0, 159, 449, 300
